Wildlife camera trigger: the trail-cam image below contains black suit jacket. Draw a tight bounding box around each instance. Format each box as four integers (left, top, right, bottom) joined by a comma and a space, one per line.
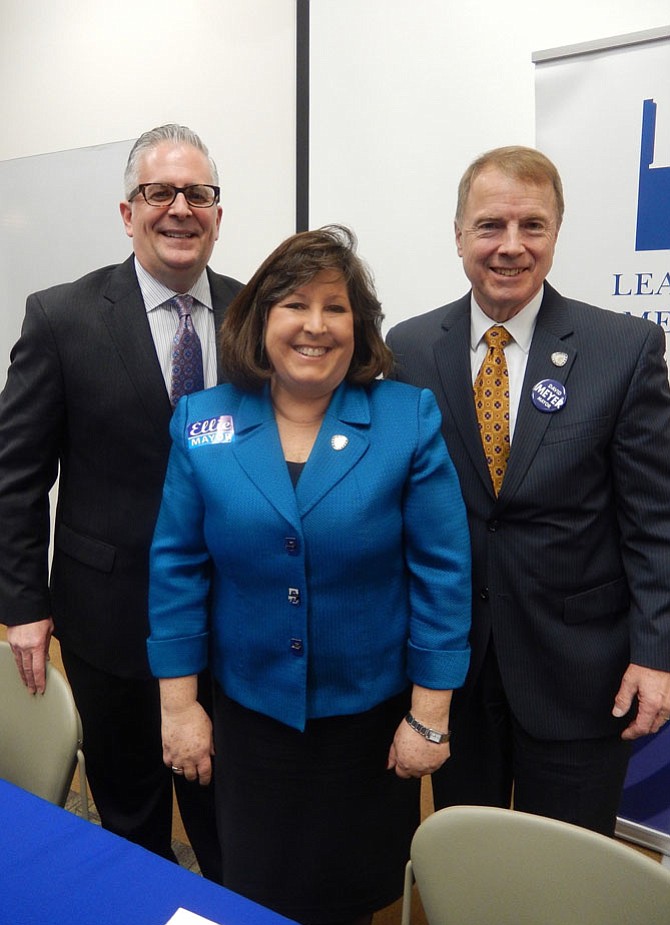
388, 283, 670, 740
0, 256, 242, 678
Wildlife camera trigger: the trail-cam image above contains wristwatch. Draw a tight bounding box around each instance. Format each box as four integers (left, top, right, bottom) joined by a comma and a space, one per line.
405, 711, 451, 744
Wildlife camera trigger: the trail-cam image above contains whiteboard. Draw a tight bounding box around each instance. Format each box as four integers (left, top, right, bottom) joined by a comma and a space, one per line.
0, 140, 134, 383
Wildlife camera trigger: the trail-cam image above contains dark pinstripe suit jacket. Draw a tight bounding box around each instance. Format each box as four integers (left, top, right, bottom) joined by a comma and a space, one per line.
387, 282, 670, 740
0, 256, 242, 678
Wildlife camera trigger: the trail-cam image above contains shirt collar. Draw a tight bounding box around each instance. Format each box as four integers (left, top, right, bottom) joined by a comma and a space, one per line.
470, 284, 544, 356
133, 257, 213, 313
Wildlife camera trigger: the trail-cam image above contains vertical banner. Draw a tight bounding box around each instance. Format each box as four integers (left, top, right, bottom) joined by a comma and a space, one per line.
534, 28, 670, 343
534, 26, 670, 858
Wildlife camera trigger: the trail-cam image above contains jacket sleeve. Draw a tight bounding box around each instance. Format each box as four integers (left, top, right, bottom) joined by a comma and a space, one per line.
403, 388, 472, 689
147, 397, 211, 677
611, 321, 670, 670
0, 295, 64, 625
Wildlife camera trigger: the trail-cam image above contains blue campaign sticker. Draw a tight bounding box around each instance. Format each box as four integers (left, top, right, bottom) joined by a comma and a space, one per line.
531, 379, 567, 413
187, 414, 235, 447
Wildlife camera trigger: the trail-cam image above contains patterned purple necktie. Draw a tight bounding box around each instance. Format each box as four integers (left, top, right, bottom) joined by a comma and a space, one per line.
473, 325, 511, 495
169, 294, 204, 407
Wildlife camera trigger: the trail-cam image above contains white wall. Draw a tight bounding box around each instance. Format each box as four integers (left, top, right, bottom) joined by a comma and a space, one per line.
1, 0, 669, 336
0, 0, 297, 288
309, 1, 670, 329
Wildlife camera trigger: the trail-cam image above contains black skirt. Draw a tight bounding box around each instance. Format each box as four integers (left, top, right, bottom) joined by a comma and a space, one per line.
213, 685, 420, 924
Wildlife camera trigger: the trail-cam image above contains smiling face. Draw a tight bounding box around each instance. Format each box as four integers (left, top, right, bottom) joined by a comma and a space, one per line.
119, 142, 222, 291
265, 270, 355, 404
455, 167, 560, 322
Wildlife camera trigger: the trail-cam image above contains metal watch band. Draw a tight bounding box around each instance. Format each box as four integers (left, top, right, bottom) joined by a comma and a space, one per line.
405, 711, 451, 744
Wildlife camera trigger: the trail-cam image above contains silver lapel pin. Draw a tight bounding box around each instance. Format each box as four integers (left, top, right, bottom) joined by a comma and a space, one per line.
331, 434, 349, 451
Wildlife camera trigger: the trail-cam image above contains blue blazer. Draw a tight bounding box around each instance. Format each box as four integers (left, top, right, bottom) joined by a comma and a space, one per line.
148, 378, 471, 731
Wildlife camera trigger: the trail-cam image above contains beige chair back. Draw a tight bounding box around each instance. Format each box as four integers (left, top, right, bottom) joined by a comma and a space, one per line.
0, 641, 88, 818
401, 804, 670, 925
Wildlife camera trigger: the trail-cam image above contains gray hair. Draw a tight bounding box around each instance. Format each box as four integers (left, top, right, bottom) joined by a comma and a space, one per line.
123, 124, 219, 198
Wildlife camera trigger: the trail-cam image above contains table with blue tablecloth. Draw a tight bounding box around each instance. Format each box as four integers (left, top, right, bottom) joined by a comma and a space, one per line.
0, 778, 296, 925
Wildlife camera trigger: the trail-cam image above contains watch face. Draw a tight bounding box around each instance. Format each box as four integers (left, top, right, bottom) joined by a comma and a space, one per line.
427, 730, 442, 743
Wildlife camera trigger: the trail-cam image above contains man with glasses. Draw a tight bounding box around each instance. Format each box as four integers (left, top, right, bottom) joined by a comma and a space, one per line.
0, 124, 242, 879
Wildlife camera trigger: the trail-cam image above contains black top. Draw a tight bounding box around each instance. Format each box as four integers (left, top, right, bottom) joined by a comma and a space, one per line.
286, 460, 305, 488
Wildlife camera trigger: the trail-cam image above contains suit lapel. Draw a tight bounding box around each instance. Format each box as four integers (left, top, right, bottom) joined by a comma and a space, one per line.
295, 383, 370, 518
433, 297, 494, 495
498, 284, 577, 504
208, 268, 241, 382
231, 388, 301, 529
100, 262, 241, 438
100, 257, 172, 437
231, 383, 371, 528
431, 286, 578, 506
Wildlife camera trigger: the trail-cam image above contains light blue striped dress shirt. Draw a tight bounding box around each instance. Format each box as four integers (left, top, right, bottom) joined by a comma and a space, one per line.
134, 257, 218, 392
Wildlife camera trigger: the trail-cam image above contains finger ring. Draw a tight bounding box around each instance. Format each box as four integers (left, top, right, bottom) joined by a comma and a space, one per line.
171, 766, 184, 773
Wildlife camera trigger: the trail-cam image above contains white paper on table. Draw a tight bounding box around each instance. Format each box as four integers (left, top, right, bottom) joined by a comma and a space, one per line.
164, 908, 221, 925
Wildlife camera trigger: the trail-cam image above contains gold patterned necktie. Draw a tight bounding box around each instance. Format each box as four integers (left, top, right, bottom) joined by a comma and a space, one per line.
473, 325, 511, 495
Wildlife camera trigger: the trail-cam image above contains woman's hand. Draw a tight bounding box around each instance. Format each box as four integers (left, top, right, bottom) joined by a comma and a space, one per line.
159, 676, 215, 785
387, 719, 450, 778
387, 685, 453, 779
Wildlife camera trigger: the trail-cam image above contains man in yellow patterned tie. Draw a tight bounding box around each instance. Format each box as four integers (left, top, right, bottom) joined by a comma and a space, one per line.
387, 145, 670, 836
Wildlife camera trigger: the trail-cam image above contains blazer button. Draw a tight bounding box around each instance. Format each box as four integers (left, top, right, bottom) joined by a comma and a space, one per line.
288, 587, 301, 605
290, 638, 304, 656
487, 520, 499, 532
479, 587, 489, 601
284, 536, 299, 555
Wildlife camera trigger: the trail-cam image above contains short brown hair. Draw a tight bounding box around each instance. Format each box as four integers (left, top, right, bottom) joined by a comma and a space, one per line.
455, 145, 564, 228
218, 225, 393, 390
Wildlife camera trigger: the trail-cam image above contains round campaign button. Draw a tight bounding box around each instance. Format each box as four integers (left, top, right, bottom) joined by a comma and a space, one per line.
531, 379, 567, 413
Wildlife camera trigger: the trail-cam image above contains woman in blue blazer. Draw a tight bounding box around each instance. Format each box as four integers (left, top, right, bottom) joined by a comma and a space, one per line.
148, 226, 471, 925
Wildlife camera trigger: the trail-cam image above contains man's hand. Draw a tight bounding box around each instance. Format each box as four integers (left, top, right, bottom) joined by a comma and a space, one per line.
6, 618, 54, 694
612, 663, 670, 739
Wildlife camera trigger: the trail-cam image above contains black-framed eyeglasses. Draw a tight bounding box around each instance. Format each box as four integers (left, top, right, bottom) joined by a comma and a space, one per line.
128, 183, 221, 208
